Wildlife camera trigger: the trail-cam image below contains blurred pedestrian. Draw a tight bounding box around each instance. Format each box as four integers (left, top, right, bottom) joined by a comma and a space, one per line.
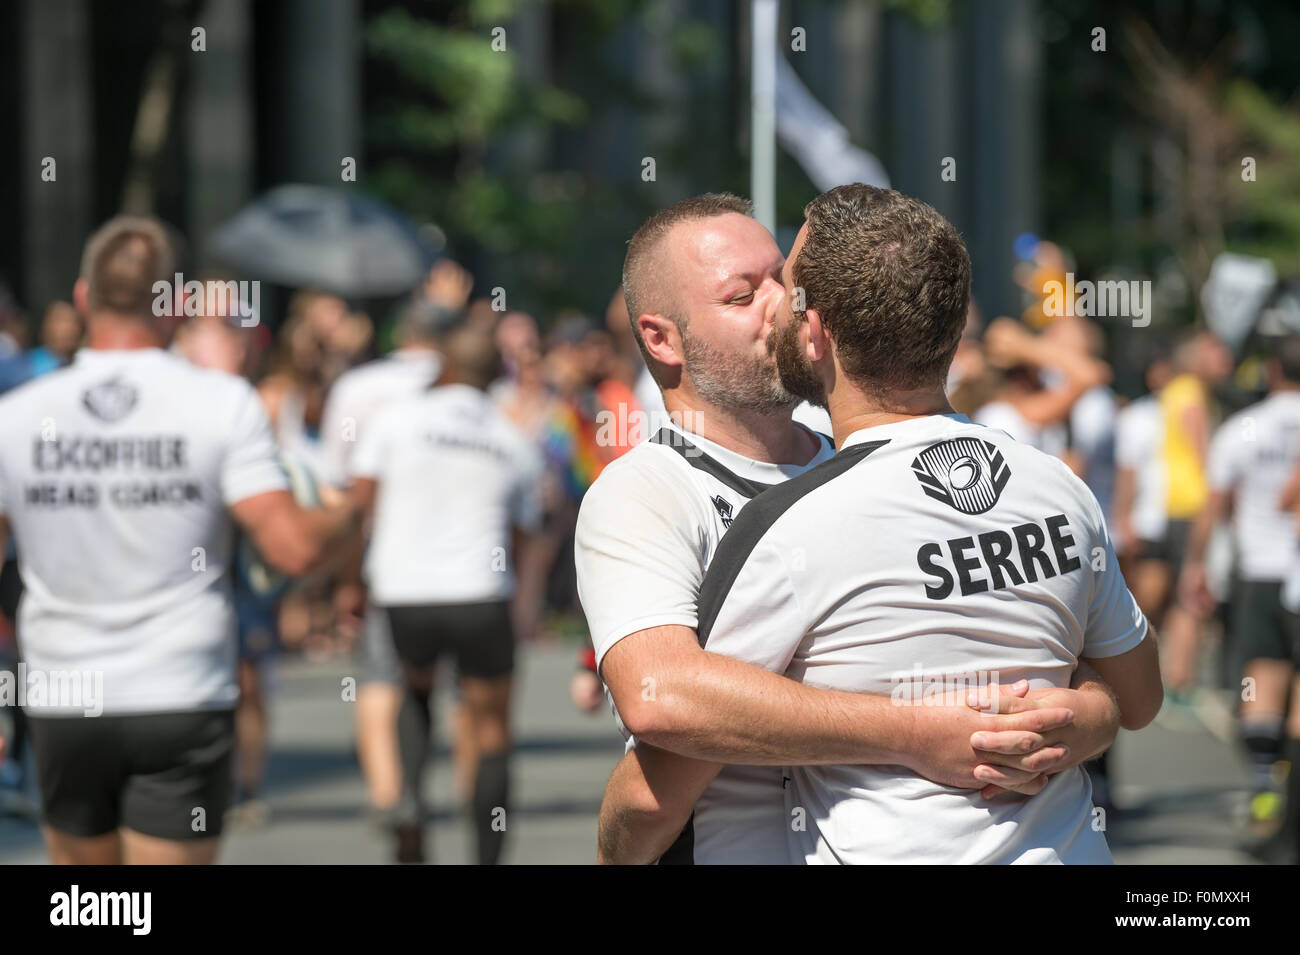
0, 216, 358, 864
1157, 329, 1234, 697
324, 296, 458, 828
348, 318, 542, 864
1181, 334, 1300, 852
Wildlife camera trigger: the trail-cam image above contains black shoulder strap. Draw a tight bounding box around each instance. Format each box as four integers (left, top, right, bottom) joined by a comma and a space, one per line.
650, 427, 778, 499
695, 438, 890, 646
658, 813, 695, 865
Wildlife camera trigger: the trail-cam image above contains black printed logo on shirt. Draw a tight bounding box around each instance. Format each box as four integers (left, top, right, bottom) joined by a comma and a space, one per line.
911, 437, 1010, 515
711, 495, 734, 528
81, 377, 138, 423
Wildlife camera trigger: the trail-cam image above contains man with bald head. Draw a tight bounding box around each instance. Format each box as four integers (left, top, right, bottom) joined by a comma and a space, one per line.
577, 194, 1124, 863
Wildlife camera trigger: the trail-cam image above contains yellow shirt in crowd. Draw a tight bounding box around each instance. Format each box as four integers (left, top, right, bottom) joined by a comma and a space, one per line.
1160, 373, 1209, 519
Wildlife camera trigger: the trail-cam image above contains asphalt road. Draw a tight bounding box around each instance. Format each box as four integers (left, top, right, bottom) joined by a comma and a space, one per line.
0, 642, 1263, 864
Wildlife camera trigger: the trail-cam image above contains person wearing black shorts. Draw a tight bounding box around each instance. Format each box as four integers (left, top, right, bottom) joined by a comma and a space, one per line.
1181, 339, 1300, 854
0, 218, 357, 864
350, 317, 542, 864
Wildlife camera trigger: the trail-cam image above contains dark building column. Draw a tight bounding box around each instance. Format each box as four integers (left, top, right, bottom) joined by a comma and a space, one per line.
267, 0, 359, 187
23, 0, 94, 315
186, 0, 254, 270
968, 0, 1040, 321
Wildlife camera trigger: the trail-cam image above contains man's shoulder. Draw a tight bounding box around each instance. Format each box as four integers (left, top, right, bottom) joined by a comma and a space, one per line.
578, 439, 700, 523
165, 357, 259, 409
333, 354, 401, 387
593, 436, 691, 487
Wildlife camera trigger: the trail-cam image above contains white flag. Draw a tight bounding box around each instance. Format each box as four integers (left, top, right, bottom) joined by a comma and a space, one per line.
776, 57, 890, 192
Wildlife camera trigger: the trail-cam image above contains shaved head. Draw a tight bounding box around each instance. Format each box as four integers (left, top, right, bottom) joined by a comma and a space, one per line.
622, 193, 753, 384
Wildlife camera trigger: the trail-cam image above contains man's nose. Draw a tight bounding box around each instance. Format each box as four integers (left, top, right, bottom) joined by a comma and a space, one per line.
759, 276, 784, 313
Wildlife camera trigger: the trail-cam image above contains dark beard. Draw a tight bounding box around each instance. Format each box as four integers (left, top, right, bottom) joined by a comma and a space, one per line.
681, 327, 797, 414
771, 316, 827, 408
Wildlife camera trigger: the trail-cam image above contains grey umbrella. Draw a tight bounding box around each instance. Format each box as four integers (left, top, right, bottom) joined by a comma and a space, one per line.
209, 184, 442, 297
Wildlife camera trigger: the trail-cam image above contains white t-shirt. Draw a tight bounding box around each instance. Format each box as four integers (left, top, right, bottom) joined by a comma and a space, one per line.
1207, 391, 1300, 581
0, 348, 288, 715
350, 384, 542, 605
1114, 396, 1167, 543
318, 349, 442, 487
699, 413, 1147, 864
974, 400, 1067, 459
575, 419, 835, 864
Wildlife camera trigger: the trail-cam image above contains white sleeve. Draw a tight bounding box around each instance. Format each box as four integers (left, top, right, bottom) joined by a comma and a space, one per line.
1082, 492, 1148, 658
349, 405, 391, 481
317, 377, 352, 488
701, 535, 806, 673
1113, 408, 1143, 469
974, 403, 1028, 444
221, 382, 290, 506
1070, 390, 1116, 459
509, 443, 544, 533
574, 455, 705, 667
1206, 418, 1241, 492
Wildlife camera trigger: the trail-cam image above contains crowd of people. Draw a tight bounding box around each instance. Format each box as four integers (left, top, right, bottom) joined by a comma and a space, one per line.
946, 287, 1300, 863
0, 215, 680, 864
0, 192, 1296, 865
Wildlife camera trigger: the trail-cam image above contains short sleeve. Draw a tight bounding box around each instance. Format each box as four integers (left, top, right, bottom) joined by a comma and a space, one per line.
702, 535, 806, 674
1113, 408, 1144, 469
221, 382, 290, 506
574, 454, 706, 667
317, 378, 352, 488
509, 442, 545, 533
349, 404, 392, 481
1082, 493, 1148, 659
974, 402, 1030, 444
1206, 418, 1241, 492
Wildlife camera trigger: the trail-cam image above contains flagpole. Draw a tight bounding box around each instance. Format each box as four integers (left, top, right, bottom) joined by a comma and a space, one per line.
751, 0, 778, 235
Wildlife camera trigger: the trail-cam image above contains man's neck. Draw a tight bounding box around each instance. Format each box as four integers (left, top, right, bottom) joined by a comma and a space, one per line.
87, 314, 162, 351
827, 384, 953, 449
662, 389, 815, 465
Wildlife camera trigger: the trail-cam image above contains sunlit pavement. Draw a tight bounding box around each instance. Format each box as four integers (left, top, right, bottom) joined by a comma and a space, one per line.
0, 645, 1259, 864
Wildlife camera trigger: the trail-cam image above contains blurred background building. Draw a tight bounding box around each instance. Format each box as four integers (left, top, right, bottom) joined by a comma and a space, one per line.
1, 0, 1295, 356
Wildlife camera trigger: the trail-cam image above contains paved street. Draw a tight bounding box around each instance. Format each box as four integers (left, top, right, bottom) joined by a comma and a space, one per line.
0, 643, 1264, 864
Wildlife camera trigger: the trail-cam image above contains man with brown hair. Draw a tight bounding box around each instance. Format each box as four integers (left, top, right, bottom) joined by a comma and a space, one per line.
599, 184, 1162, 864
582, 192, 1125, 864
0, 215, 358, 864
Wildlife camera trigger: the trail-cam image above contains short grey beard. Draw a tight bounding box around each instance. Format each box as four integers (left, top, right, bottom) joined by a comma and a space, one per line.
681, 326, 798, 415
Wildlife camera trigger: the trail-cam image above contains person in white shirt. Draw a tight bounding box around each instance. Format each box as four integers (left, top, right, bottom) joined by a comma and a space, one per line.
599, 186, 1162, 864
348, 317, 542, 865
323, 297, 456, 840
584, 194, 1126, 864
1181, 337, 1300, 860
0, 217, 357, 864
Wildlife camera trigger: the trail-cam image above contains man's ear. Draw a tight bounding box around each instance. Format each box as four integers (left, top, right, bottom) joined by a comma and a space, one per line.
73, 278, 90, 317
637, 312, 683, 373
804, 308, 828, 361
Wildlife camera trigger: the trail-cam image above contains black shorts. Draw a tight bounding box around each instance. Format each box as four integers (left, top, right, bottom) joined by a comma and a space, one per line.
28, 708, 235, 840
1135, 537, 1170, 563
1234, 578, 1300, 666
1163, 519, 1192, 577
385, 601, 515, 680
